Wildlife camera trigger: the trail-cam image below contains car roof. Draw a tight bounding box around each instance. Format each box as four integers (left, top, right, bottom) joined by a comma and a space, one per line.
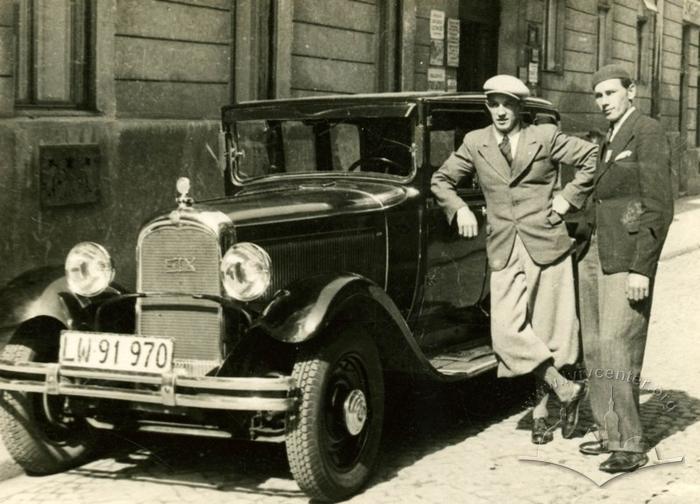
222, 91, 558, 122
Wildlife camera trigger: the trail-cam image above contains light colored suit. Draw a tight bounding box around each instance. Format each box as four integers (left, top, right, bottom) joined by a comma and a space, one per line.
432, 123, 597, 270
431, 122, 597, 377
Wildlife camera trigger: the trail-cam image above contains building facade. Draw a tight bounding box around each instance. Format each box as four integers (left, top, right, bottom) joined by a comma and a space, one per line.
0, 0, 698, 286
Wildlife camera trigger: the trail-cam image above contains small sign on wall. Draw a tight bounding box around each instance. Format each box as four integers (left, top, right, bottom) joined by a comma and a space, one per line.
430, 10, 445, 39
430, 39, 444, 65
428, 67, 446, 90
447, 16, 460, 67
40, 144, 101, 208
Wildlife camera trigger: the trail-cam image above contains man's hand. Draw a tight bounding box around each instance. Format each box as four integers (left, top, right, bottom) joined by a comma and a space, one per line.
552, 194, 571, 215
456, 206, 478, 238
626, 272, 650, 301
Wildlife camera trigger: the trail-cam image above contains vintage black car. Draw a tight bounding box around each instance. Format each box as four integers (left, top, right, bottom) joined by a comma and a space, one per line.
0, 92, 561, 502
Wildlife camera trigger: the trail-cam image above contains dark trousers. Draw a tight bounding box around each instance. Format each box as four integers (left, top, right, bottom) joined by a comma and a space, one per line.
578, 233, 652, 453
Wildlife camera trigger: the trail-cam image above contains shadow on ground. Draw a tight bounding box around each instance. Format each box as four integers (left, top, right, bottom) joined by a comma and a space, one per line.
61, 372, 536, 501
514, 387, 700, 457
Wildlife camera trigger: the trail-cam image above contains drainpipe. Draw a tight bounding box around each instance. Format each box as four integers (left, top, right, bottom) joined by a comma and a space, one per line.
651, 0, 665, 120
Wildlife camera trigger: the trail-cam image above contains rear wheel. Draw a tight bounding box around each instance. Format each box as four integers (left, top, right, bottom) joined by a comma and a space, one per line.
285, 328, 384, 502
0, 331, 98, 474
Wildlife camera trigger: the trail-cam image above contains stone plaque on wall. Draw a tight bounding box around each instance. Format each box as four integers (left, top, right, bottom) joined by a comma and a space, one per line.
684, 0, 700, 25
39, 144, 101, 208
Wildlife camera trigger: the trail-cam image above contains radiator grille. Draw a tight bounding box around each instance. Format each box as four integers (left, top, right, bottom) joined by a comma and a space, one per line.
137, 225, 222, 364
262, 230, 383, 300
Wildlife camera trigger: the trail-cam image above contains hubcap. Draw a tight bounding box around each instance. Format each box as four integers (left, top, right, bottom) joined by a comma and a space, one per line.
343, 389, 367, 436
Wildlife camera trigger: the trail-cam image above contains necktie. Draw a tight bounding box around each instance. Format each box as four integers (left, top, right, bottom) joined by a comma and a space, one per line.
600, 127, 613, 163
499, 134, 512, 166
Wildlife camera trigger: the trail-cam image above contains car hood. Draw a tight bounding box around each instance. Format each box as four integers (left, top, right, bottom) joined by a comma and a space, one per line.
197, 180, 410, 228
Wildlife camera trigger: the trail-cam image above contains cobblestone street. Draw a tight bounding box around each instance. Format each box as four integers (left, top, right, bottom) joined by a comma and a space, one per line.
1, 198, 699, 504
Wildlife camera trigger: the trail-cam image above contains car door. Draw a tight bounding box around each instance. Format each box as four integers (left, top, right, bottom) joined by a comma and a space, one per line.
415, 106, 491, 352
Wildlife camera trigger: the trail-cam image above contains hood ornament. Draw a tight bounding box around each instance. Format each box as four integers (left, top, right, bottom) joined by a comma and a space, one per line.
170, 177, 194, 225
176, 177, 194, 209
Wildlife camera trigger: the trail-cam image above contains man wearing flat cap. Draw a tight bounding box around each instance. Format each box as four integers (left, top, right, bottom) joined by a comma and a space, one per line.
431, 74, 597, 444
577, 64, 673, 473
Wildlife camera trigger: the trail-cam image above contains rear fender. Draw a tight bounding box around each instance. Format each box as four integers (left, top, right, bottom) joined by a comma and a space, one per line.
254, 273, 436, 375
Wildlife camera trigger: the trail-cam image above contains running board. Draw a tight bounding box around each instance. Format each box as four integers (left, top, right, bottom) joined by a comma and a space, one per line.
428, 344, 497, 377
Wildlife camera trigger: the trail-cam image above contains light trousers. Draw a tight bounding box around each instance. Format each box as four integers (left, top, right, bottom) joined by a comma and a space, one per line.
490, 234, 579, 378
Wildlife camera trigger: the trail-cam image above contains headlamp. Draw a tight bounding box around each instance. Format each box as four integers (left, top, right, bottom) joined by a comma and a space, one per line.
220, 242, 272, 301
65, 242, 115, 297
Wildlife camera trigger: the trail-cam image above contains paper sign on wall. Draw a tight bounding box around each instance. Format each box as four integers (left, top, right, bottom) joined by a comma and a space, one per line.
428, 67, 446, 90
447, 42, 459, 67
430, 39, 444, 65
430, 10, 445, 39
447, 18, 460, 42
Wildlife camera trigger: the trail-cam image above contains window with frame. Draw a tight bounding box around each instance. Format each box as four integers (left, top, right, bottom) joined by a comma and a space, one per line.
543, 0, 565, 72
636, 0, 657, 83
14, 0, 92, 108
596, 0, 613, 69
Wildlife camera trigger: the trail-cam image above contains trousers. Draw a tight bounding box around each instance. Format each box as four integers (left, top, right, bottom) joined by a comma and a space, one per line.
578, 233, 651, 453
490, 234, 579, 378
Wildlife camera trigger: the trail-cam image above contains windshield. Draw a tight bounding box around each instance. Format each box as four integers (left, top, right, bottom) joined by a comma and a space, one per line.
231, 117, 415, 182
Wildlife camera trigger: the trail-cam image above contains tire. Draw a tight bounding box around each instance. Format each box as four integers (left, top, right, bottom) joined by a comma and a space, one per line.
0, 332, 98, 474
285, 328, 384, 502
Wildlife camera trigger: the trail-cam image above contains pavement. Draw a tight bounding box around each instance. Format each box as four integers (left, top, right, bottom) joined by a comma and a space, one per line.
0, 195, 699, 503
659, 195, 700, 260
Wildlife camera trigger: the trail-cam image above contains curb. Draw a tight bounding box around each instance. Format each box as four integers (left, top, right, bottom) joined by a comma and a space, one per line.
0, 459, 22, 483
660, 243, 700, 262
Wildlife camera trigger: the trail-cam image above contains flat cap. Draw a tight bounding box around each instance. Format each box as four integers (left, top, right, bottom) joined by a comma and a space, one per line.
483, 74, 530, 101
591, 64, 632, 89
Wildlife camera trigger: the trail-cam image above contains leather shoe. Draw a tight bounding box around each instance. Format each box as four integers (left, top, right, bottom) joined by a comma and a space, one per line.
560, 381, 587, 439
531, 417, 554, 444
579, 440, 610, 456
599, 451, 649, 473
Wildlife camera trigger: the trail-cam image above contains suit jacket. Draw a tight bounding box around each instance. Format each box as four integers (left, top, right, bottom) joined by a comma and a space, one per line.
586, 109, 673, 278
431, 123, 598, 271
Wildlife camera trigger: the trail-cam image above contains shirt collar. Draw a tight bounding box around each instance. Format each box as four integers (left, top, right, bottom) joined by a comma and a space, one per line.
491, 124, 521, 144
610, 107, 635, 141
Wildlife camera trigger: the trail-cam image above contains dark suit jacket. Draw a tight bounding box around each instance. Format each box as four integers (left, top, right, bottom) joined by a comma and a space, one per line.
587, 109, 673, 278
431, 123, 597, 271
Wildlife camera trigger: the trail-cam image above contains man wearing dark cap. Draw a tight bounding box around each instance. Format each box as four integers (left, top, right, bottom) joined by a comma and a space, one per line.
577, 63, 673, 472
431, 75, 597, 444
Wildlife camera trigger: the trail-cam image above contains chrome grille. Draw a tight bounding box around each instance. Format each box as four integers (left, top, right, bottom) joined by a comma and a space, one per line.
137, 225, 222, 367
262, 230, 383, 300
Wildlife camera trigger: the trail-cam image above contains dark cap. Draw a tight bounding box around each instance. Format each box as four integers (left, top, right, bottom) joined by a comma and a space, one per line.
591, 64, 632, 89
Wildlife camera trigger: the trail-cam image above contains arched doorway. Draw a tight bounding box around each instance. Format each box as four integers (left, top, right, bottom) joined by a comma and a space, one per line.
457, 0, 500, 91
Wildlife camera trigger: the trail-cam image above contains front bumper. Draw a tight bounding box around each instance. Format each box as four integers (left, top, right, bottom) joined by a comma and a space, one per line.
0, 361, 298, 412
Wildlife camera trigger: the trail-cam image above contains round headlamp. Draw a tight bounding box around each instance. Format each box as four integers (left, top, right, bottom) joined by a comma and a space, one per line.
220, 242, 272, 301
65, 242, 115, 297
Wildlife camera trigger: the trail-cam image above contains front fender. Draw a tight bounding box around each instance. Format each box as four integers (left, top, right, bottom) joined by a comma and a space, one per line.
254, 273, 397, 343
254, 273, 458, 379
0, 266, 126, 344
0, 266, 74, 330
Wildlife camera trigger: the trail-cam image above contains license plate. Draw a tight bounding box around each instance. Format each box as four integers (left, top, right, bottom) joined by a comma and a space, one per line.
60, 331, 174, 374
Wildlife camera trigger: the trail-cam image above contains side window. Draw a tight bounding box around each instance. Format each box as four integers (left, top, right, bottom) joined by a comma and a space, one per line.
429, 109, 490, 189
282, 122, 316, 173
330, 123, 361, 171
235, 120, 270, 179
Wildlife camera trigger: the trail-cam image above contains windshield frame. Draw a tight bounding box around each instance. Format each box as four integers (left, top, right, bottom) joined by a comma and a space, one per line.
223, 102, 420, 187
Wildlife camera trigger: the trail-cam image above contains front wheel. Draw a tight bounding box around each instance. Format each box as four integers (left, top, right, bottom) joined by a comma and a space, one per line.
0, 331, 98, 474
285, 328, 384, 502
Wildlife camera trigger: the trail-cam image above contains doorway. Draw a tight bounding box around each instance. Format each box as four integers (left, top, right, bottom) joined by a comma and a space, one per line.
457, 0, 500, 91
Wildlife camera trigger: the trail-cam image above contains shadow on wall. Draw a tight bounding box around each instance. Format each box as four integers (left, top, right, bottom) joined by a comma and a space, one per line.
0, 120, 223, 290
